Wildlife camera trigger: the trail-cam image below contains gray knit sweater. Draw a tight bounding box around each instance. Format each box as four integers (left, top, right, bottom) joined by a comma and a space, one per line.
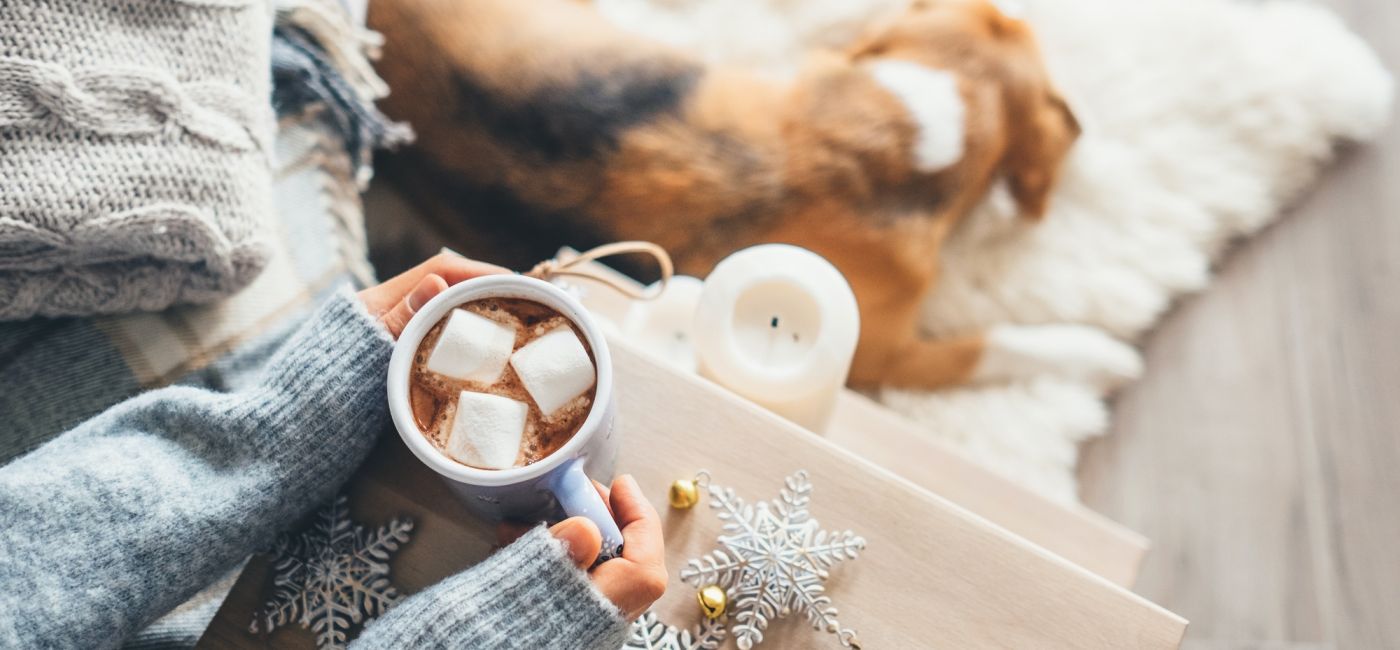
0, 0, 275, 320
0, 290, 630, 649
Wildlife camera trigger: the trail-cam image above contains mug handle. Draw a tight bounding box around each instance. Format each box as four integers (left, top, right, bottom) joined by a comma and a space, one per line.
551, 458, 625, 562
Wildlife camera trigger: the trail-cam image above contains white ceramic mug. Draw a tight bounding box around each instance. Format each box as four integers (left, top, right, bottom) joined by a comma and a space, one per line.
387, 275, 624, 559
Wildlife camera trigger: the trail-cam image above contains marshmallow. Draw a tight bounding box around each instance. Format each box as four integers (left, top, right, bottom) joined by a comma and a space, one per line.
510, 326, 596, 417
426, 309, 517, 384
445, 391, 528, 469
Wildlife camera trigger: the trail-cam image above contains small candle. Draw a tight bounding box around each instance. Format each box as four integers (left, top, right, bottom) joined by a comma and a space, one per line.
556, 275, 632, 337
621, 275, 705, 373
692, 245, 860, 433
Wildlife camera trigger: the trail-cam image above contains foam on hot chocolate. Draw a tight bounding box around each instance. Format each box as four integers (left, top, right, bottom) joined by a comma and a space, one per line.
410, 297, 597, 469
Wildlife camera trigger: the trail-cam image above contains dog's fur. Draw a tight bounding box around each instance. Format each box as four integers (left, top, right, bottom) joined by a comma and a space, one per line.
369, 0, 1082, 389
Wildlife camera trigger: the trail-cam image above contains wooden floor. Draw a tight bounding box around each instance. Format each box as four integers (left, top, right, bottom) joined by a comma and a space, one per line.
1076, 1, 1399, 648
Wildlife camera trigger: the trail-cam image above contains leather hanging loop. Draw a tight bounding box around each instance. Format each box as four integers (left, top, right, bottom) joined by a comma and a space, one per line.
526, 241, 673, 300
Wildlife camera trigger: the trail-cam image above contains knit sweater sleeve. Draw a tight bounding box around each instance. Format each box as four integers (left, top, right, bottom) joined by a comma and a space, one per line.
352, 526, 632, 650
0, 288, 390, 649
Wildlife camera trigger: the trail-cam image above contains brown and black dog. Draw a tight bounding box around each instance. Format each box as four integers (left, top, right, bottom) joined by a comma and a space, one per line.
369, 0, 1136, 390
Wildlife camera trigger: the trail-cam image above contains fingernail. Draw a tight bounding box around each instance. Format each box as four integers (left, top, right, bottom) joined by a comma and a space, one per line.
407, 275, 443, 313
439, 246, 465, 258
621, 474, 640, 493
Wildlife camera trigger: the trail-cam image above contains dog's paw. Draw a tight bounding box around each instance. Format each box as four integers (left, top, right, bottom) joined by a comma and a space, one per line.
973, 324, 1143, 391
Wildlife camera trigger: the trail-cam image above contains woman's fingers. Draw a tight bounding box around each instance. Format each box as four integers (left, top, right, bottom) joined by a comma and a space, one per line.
493, 477, 667, 620
590, 475, 668, 620
380, 274, 448, 338
428, 254, 511, 286
550, 517, 603, 569
610, 475, 665, 569
358, 251, 511, 337
379, 252, 507, 301
495, 518, 602, 569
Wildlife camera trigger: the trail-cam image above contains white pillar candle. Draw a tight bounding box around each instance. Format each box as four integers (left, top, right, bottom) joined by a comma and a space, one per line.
692, 245, 860, 433
621, 275, 705, 373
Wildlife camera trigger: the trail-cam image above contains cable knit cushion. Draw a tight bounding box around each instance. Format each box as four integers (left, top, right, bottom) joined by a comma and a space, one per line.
0, 0, 275, 320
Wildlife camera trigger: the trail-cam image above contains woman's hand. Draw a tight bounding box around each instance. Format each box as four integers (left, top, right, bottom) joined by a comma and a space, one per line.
358, 251, 509, 339
377, 254, 667, 618
499, 475, 669, 620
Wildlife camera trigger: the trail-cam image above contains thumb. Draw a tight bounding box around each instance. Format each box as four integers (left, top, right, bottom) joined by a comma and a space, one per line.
550, 517, 602, 569
381, 273, 448, 339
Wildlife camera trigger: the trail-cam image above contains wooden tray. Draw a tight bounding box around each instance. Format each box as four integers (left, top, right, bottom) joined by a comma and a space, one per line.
563, 250, 1149, 587
200, 345, 1184, 648
826, 391, 1148, 587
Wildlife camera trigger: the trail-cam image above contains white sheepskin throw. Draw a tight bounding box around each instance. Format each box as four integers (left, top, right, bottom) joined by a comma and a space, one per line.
596, 0, 1394, 502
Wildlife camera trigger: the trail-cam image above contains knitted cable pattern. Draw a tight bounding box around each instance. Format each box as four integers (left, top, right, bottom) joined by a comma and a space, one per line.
0, 0, 276, 320
0, 58, 269, 152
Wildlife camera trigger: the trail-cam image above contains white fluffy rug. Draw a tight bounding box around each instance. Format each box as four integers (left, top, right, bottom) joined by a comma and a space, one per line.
598, 0, 1394, 502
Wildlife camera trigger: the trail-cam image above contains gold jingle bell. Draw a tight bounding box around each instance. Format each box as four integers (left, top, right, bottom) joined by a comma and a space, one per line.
668, 479, 699, 509
697, 584, 727, 620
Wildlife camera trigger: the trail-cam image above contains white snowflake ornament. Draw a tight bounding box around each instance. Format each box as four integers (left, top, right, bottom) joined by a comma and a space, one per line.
250, 495, 414, 648
681, 471, 866, 649
624, 610, 728, 650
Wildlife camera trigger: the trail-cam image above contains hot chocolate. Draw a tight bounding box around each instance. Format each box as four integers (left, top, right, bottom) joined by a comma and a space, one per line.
409, 297, 597, 469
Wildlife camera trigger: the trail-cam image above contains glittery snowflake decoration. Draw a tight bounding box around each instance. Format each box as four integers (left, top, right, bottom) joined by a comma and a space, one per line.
250, 496, 414, 649
624, 610, 728, 650
681, 471, 866, 649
